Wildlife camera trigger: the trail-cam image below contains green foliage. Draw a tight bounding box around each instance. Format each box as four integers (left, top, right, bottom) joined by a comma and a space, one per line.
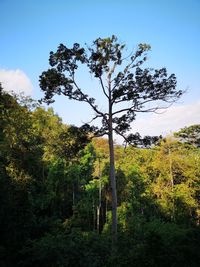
175, 124, 200, 147
20, 231, 110, 267
0, 88, 199, 266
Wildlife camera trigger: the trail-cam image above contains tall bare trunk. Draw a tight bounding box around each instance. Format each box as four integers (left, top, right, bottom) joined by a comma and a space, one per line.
107, 72, 118, 244
97, 158, 102, 233
108, 113, 117, 243
93, 199, 96, 231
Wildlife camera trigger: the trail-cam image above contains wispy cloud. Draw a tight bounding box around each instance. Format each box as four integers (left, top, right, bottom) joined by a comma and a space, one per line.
0, 69, 33, 95
132, 101, 200, 136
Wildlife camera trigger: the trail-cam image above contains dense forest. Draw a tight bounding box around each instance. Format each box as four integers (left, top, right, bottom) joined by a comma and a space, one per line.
0, 86, 200, 266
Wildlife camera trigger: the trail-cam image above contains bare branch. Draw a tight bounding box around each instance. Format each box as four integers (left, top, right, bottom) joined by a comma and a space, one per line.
111, 63, 131, 93
112, 104, 158, 117
111, 57, 144, 93
109, 61, 118, 77
153, 102, 173, 114
71, 75, 108, 121
112, 96, 176, 116
113, 127, 134, 146
85, 114, 103, 124
121, 49, 135, 62
99, 76, 109, 99
93, 131, 109, 138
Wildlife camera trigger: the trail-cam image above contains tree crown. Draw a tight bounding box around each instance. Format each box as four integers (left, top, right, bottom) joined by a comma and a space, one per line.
40, 36, 182, 144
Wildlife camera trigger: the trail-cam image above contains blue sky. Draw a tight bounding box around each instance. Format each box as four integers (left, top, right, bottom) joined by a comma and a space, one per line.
1, 0, 200, 137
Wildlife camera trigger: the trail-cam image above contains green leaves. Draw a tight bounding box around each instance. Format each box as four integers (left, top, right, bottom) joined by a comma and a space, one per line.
175, 124, 200, 147
0, 90, 200, 266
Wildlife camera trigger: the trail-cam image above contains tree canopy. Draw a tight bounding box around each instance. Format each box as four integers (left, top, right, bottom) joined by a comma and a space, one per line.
40, 35, 182, 141
0, 87, 199, 266
175, 124, 200, 147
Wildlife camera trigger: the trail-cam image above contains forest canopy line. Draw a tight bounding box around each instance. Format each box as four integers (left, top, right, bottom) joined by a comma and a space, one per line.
0, 84, 200, 266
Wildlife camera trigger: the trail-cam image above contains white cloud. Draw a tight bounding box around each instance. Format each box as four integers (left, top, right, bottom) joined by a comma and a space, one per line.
0, 69, 33, 95
131, 101, 200, 136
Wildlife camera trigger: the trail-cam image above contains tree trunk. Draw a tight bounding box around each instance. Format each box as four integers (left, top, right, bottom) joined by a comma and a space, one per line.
93, 199, 96, 231
97, 161, 102, 233
108, 118, 117, 243
107, 73, 118, 244
169, 147, 175, 221
72, 183, 75, 206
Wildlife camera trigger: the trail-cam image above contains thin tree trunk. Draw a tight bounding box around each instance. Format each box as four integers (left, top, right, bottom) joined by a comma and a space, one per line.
108, 73, 118, 245
108, 131, 117, 244
169, 147, 175, 221
72, 183, 75, 206
108, 115, 117, 243
93, 198, 96, 231
97, 206, 100, 233
105, 199, 108, 223
97, 157, 102, 233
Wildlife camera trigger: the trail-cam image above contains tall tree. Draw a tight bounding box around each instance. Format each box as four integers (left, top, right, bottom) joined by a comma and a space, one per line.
39, 35, 182, 242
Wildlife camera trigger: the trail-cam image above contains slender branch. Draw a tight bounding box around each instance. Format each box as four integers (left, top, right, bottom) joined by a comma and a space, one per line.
112, 98, 174, 116
72, 75, 108, 120
113, 98, 129, 104
85, 114, 102, 124
82, 130, 108, 140
111, 59, 142, 93
137, 98, 173, 110
99, 76, 109, 99
113, 128, 134, 146
121, 49, 135, 62
112, 105, 158, 117
153, 102, 173, 114
111, 63, 131, 93
113, 92, 180, 105
109, 61, 118, 77
94, 131, 109, 138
